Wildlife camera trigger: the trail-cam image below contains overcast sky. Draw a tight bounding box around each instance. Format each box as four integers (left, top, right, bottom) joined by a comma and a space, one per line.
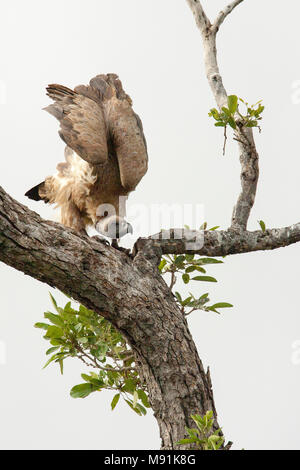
0, 0, 300, 450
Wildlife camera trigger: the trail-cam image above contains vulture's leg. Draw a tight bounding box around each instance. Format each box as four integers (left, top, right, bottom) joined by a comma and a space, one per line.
111, 238, 131, 256
111, 239, 119, 249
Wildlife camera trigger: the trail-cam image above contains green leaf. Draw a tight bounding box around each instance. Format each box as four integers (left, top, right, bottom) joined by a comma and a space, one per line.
49, 293, 63, 314
44, 326, 64, 339
210, 302, 233, 309
78, 337, 89, 344
209, 108, 220, 120
80, 374, 104, 387
182, 296, 193, 306
49, 293, 58, 309
215, 122, 226, 127
43, 354, 60, 369
34, 322, 50, 330
111, 393, 120, 410
125, 399, 142, 416
158, 258, 167, 272
227, 95, 238, 114
46, 346, 60, 355
246, 120, 258, 127
185, 266, 197, 274
192, 276, 217, 283
135, 403, 147, 416
175, 292, 182, 302
221, 106, 231, 117
258, 220, 266, 232
122, 378, 136, 394
228, 117, 236, 129
44, 312, 64, 327
50, 338, 66, 346
200, 293, 209, 299
198, 257, 223, 265
70, 383, 96, 399
175, 255, 185, 267
182, 273, 190, 284
137, 390, 151, 408
176, 438, 197, 445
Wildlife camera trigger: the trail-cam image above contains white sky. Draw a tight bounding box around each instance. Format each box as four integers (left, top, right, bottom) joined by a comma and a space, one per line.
0, 0, 300, 450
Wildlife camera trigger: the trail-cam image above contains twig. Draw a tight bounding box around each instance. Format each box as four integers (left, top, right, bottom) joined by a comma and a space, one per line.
212, 0, 245, 33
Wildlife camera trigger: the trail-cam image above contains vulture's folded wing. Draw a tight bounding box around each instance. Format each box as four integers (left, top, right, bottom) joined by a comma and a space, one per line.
44, 84, 108, 165
87, 74, 148, 191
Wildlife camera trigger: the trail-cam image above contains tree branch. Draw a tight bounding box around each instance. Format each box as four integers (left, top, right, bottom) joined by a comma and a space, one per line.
185, 0, 211, 36
0, 185, 221, 448
186, 0, 259, 231
231, 126, 259, 231
212, 0, 245, 33
139, 223, 300, 256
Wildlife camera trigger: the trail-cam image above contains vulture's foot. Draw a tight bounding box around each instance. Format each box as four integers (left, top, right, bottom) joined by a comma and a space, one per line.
111, 239, 131, 256
90, 235, 110, 246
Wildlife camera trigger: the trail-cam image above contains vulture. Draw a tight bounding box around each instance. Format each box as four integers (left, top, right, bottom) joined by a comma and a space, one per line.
25, 73, 148, 244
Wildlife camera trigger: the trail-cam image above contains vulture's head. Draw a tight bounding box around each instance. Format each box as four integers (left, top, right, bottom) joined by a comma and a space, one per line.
95, 215, 133, 239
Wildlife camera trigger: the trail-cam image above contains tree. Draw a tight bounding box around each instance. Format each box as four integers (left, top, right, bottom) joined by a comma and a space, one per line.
0, 0, 299, 449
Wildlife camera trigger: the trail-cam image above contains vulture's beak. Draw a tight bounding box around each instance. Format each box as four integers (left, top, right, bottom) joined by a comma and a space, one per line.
95, 216, 133, 239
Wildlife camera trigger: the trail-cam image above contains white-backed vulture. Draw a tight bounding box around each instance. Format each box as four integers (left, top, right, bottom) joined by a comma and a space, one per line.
25, 73, 148, 241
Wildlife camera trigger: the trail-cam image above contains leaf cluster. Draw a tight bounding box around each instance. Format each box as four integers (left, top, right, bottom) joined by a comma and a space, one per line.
209, 95, 264, 131
176, 411, 224, 450
159, 227, 233, 316
35, 294, 150, 416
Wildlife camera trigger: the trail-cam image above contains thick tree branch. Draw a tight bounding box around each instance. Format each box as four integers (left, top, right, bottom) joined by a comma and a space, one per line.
0, 185, 220, 448
139, 223, 300, 256
212, 0, 245, 33
186, 0, 258, 231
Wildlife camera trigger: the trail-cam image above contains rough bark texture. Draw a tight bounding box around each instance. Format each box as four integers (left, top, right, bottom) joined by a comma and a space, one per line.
0, 186, 219, 449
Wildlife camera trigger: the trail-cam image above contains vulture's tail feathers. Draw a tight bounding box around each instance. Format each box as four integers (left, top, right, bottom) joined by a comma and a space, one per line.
25, 182, 46, 202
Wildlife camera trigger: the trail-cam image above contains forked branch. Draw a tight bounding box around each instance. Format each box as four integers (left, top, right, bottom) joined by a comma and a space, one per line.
186, 0, 259, 231
212, 0, 245, 33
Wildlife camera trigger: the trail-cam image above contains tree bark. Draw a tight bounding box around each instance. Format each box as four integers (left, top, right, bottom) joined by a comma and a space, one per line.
0, 186, 219, 449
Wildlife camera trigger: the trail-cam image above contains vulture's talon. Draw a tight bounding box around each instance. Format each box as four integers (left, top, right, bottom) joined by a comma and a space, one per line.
91, 235, 110, 246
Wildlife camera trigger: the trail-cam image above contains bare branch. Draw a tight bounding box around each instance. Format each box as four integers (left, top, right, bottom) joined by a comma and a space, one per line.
231, 126, 259, 230
185, 0, 211, 36
186, 1, 228, 109
139, 223, 300, 256
212, 0, 245, 33
186, 0, 260, 230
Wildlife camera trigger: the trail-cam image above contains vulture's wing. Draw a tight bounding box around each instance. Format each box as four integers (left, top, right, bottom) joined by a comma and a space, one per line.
44, 85, 108, 165
76, 74, 148, 192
